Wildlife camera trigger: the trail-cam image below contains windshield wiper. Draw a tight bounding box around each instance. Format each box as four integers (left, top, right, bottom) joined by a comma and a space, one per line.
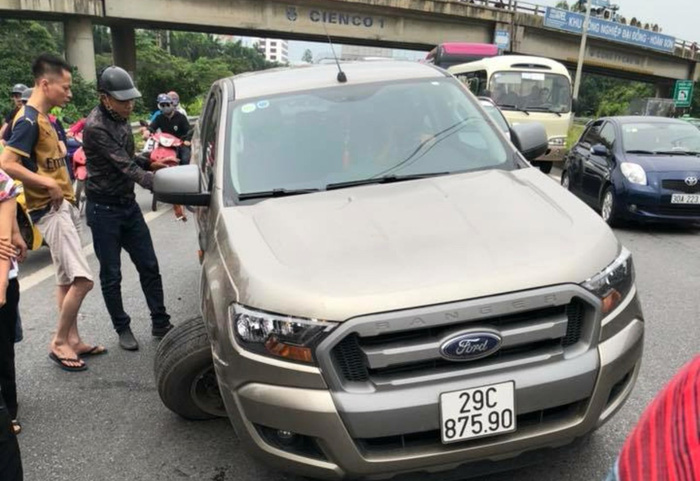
526, 106, 562, 117
497, 104, 530, 116
625, 150, 656, 155
325, 172, 451, 191
652, 150, 700, 156
238, 188, 320, 200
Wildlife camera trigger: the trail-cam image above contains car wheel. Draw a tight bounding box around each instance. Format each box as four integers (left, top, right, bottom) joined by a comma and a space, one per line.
601, 186, 619, 227
561, 171, 571, 190
154, 316, 227, 420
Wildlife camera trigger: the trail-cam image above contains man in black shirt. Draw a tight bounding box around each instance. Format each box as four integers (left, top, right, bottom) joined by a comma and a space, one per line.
147, 93, 191, 165
0, 84, 28, 145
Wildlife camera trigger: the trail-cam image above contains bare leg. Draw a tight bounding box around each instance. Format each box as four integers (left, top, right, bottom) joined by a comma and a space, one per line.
50, 277, 93, 368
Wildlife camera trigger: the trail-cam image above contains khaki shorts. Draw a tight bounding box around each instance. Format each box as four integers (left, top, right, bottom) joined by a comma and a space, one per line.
35, 200, 93, 286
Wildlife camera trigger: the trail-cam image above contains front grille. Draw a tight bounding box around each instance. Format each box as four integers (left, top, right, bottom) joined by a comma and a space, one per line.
331, 299, 587, 385
662, 180, 700, 193
355, 398, 589, 455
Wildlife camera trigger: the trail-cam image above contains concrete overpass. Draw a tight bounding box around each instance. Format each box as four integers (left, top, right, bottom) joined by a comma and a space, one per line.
2, 0, 698, 93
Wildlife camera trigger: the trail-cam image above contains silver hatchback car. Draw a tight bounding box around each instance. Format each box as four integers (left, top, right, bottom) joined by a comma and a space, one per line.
153, 61, 643, 480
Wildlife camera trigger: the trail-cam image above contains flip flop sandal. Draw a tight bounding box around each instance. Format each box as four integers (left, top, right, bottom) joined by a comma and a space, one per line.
49, 352, 88, 372
11, 420, 21, 435
78, 345, 108, 357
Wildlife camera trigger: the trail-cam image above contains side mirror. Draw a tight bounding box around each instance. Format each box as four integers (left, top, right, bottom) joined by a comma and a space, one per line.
590, 144, 610, 157
510, 122, 549, 161
139, 119, 149, 128
154, 164, 210, 206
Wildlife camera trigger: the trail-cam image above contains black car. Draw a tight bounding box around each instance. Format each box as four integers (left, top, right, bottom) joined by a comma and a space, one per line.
562, 116, 700, 225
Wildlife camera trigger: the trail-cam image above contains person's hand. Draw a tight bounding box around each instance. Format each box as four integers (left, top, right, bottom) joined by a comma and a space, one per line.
150, 162, 169, 171
0, 237, 14, 261
46, 178, 64, 210
183, 141, 191, 147
11, 231, 27, 263
141, 128, 150, 139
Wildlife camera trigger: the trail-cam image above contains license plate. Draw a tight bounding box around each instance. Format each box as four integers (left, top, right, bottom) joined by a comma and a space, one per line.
671, 194, 700, 204
440, 381, 516, 444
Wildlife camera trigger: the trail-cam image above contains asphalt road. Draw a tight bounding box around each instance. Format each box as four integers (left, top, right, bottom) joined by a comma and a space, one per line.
13, 182, 700, 481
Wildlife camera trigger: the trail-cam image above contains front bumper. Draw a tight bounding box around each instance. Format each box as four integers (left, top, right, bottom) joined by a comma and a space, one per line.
213, 289, 644, 480
617, 182, 700, 223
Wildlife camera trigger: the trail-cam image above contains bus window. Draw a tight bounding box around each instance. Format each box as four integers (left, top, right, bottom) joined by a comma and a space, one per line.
455, 70, 488, 96
490, 71, 571, 113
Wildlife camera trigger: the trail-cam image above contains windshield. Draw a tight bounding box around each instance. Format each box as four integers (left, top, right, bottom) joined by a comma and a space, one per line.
228, 78, 511, 194
622, 122, 700, 154
480, 101, 509, 133
489, 71, 572, 113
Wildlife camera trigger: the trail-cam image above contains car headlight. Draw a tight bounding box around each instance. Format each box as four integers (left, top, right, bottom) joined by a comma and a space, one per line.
620, 163, 647, 185
581, 248, 634, 315
549, 137, 566, 147
229, 304, 337, 364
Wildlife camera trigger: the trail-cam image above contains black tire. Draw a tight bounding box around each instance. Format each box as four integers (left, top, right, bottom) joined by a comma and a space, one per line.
561, 171, 571, 190
534, 161, 553, 174
600, 186, 619, 227
154, 316, 227, 420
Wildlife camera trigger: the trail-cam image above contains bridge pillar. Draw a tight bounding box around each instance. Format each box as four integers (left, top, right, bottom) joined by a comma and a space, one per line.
655, 82, 673, 98
65, 18, 97, 83
111, 26, 137, 80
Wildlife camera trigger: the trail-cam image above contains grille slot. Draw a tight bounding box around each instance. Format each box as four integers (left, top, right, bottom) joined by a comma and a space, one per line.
662, 180, 700, 193
331, 300, 588, 384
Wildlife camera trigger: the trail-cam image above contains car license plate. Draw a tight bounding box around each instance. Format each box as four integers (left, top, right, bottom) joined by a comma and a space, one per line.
671, 194, 700, 204
440, 381, 516, 444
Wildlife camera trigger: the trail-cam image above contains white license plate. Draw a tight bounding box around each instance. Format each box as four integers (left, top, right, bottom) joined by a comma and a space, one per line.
671, 194, 700, 204
440, 381, 516, 444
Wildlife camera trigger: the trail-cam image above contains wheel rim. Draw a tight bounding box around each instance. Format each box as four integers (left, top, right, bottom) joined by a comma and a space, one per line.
602, 192, 614, 221
190, 365, 227, 417
562, 173, 570, 189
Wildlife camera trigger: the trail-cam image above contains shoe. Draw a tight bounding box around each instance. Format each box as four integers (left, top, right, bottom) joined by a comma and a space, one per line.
152, 323, 174, 339
118, 328, 139, 351
48, 352, 88, 372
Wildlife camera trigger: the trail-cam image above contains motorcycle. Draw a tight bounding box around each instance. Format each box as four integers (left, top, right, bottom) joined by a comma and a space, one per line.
139, 121, 187, 222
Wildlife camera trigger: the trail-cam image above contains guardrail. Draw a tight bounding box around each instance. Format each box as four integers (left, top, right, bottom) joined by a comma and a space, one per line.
453, 0, 699, 61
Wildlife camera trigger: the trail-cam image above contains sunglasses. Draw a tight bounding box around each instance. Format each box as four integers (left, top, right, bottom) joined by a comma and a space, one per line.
159, 103, 172, 108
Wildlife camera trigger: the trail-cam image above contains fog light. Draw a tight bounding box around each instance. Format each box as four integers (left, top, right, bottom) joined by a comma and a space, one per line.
276, 430, 297, 445
628, 204, 637, 212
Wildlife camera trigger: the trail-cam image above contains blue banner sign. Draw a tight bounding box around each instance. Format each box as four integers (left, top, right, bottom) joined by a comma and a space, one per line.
544, 8, 676, 53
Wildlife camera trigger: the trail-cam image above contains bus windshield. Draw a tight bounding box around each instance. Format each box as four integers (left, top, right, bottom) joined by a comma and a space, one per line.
489, 71, 572, 114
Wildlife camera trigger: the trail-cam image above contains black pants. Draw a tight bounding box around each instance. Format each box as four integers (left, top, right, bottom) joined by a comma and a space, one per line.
178, 145, 191, 166
0, 279, 19, 419
86, 200, 171, 333
0, 392, 22, 481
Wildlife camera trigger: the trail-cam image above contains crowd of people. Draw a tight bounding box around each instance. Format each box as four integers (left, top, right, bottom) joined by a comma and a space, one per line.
0, 53, 191, 480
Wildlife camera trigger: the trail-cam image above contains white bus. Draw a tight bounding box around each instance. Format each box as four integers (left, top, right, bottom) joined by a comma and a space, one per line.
449, 56, 573, 173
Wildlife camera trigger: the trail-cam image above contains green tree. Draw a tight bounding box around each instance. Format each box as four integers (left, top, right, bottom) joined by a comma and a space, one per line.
555, 1, 570, 10
302, 49, 314, 63
596, 82, 654, 117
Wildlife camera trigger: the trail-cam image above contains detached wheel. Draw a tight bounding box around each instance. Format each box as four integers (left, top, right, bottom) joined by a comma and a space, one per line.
601, 186, 619, 227
154, 316, 227, 420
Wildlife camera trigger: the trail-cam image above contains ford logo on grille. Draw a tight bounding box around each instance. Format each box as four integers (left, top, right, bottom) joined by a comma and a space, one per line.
439, 331, 502, 362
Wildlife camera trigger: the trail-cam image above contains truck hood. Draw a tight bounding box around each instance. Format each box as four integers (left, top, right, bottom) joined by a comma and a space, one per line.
219, 167, 619, 321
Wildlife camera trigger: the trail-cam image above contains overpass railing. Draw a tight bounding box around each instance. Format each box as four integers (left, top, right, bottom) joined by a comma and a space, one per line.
453, 0, 699, 60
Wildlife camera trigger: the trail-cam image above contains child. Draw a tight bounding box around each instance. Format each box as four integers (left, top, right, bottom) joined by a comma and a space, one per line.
0, 167, 23, 435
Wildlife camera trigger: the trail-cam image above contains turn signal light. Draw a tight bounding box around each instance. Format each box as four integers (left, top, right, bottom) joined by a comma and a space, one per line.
601, 289, 623, 315
265, 337, 314, 363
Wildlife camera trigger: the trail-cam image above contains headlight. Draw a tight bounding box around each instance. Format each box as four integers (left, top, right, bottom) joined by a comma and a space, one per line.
549, 137, 566, 147
229, 304, 337, 364
620, 163, 647, 185
581, 248, 634, 315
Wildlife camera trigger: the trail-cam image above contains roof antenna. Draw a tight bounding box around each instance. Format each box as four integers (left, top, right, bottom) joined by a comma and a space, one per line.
321, 22, 347, 83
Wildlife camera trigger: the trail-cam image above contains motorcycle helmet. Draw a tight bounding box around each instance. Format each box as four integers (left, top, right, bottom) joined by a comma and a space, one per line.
11, 83, 28, 96
21, 88, 33, 104
157, 93, 174, 115
98, 66, 141, 101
